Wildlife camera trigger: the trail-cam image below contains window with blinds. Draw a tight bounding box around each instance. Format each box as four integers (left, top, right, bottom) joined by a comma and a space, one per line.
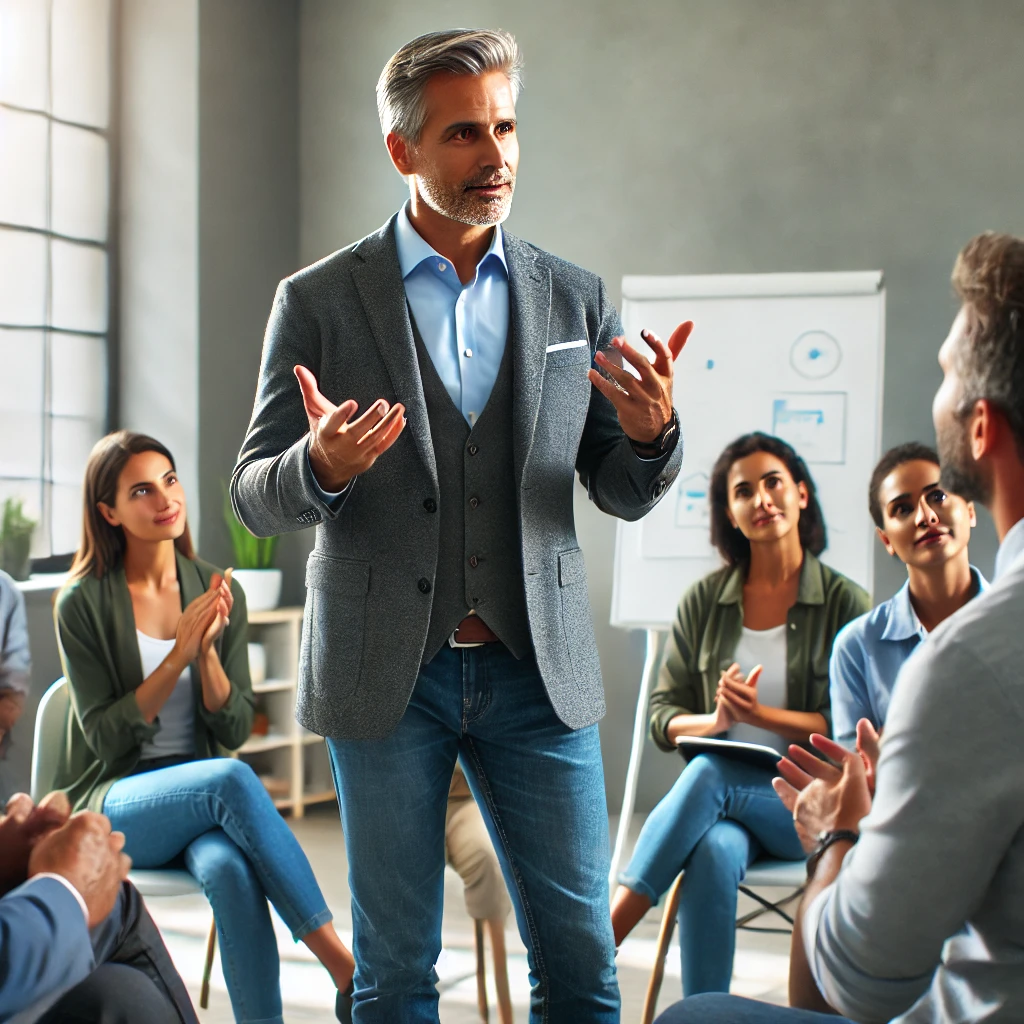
0, 0, 113, 559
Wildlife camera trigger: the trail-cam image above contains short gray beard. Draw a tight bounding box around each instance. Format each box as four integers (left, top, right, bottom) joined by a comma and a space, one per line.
417, 171, 515, 227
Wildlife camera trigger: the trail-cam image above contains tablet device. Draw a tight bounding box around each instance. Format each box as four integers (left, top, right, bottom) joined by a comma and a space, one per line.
676, 736, 783, 774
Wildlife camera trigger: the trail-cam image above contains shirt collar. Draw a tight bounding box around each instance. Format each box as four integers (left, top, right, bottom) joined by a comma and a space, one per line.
995, 517, 1024, 580
880, 564, 990, 641
394, 204, 507, 281
718, 551, 825, 606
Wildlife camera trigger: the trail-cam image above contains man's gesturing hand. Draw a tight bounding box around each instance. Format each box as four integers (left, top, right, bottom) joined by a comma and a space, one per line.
772, 734, 873, 854
295, 365, 406, 493
28, 811, 131, 927
588, 321, 692, 444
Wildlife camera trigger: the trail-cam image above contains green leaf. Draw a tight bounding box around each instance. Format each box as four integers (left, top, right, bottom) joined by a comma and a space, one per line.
222, 484, 278, 570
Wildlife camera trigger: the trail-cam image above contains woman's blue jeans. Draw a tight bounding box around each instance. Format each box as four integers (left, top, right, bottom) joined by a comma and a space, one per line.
619, 753, 805, 996
104, 757, 334, 1024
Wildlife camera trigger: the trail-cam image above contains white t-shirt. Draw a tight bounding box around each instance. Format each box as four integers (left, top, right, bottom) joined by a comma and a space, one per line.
728, 623, 788, 754
137, 631, 195, 760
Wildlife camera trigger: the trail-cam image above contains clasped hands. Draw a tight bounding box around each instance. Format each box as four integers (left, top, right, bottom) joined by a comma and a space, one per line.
712, 661, 765, 730
773, 719, 881, 853
0, 791, 130, 926
172, 569, 234, 667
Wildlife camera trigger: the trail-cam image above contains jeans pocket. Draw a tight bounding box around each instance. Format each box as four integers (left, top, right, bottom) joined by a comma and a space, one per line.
303, 553, 370, 696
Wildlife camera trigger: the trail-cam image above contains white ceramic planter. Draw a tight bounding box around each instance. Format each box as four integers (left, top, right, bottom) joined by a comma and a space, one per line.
247, 642, 267, 686
233, 569, 283, 612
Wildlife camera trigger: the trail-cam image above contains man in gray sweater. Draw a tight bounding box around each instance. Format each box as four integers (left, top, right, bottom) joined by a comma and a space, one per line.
658, 233, 1024, 1024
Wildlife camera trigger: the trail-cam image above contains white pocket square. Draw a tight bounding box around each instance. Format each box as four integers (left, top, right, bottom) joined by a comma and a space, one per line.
546, 339, 588, 353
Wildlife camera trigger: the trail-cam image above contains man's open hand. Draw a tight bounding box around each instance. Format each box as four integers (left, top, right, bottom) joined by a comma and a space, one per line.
588, 322, 692, 443
773, 734, 873, 854
295, 365, 406, 492
28, 811, 131, 927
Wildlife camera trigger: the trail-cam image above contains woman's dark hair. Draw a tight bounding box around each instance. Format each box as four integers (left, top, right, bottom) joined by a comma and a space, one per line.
708, 432, 826, 567
867, 442, 940, 529
69, 430, 195, 581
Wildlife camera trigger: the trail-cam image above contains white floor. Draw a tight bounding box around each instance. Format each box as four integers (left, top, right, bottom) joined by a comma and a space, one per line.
148, 809, 791, 1023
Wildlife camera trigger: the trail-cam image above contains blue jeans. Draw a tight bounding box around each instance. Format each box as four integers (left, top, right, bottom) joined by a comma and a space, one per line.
326, 643, 619, 1024
620, 754, 805, 996
655, 993, 849, 1023
104, 757, 333, 1024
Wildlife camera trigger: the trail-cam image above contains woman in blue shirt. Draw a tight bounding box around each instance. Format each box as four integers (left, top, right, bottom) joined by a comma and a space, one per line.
830, 443, 987, 749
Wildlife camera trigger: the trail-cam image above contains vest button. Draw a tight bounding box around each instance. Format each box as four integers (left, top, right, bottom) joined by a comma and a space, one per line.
423, 498, 437, 513
417, 577, 432, 593
468, 444, 479, 456
469, 496, 479, 509
469, 555, 479, 568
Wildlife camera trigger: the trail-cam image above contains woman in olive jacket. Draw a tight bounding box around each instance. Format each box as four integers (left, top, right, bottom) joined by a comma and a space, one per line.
53, 431, 354, 1024
610, 433, 869, 997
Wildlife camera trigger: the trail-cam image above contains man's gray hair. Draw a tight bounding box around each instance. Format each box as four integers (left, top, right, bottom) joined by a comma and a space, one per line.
376, 29, 523, 141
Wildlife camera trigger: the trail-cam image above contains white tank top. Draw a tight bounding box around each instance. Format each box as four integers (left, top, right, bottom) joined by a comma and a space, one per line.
136, 631, 196, 760
728, 624, 789, 755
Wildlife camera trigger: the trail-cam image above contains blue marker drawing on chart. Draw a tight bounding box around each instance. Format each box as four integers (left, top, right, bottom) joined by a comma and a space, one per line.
790, 330, 841, 380
675, 472, 710, 529
771, 393, 847, 464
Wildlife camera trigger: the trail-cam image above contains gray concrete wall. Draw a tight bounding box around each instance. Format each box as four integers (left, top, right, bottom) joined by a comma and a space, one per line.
298, 0, 1024, 811
196, 0, 309, 604
119, 0, 200, 527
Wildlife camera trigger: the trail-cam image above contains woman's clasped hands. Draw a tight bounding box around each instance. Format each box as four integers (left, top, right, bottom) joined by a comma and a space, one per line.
713, 661, 764, 731
173, 569, 234, 664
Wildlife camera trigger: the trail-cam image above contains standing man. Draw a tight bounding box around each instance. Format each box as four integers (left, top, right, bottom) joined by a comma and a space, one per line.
232, 29, 687, 1023
655, 233, 1024, 1024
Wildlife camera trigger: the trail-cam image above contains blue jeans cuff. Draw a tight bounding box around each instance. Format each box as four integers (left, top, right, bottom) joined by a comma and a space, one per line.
617, 873, 660, 906
292, 907, 333, 942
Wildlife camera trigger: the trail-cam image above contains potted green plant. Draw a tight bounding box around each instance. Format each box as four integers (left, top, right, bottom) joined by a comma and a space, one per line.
223, 487, 281, 611
0, 498, 37, 582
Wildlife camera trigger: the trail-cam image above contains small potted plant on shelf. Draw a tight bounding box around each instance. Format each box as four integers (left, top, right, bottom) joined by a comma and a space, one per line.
0, 498, 37, 582
223, 487, 281, 611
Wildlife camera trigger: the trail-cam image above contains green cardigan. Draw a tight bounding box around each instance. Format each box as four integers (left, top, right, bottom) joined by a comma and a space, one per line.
648, 552, 870, 752
52, 551, 255, 811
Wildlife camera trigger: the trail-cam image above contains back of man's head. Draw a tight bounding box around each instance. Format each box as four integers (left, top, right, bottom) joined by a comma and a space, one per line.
376, 29, 523, 142
951, 233, 1024, 457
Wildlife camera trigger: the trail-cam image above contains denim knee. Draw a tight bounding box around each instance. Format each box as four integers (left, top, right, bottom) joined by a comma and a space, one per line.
187, 833, 261, 900
203, 756, 263, 801
685, 822, 747, 889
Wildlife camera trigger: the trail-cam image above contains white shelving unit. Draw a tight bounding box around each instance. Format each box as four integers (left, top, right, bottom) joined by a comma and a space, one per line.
236, 607, 336, 818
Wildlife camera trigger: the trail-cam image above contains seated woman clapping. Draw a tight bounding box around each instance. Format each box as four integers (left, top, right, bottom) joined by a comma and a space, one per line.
52, 431, 355, 1024
610, 432, 869, 997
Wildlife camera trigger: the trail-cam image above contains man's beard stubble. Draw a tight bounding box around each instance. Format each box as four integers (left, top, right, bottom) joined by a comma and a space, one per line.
937, 415, 992, 505
418, 169, 515, 227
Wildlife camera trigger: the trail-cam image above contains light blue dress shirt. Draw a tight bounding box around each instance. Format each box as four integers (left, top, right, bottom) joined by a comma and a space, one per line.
394, 204, 509, 426
828, 564, 988, 747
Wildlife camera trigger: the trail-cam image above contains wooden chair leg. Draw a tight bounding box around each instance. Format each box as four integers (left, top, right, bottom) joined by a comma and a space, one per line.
475, 918, 489, 1022
486, 918, 513, 1024
200, 915, 217, 1010
641, 872, 684, 1024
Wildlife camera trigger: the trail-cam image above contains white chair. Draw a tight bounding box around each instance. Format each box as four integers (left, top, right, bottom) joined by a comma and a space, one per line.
31, 678, 219, 1009
640, 856, 806, 1024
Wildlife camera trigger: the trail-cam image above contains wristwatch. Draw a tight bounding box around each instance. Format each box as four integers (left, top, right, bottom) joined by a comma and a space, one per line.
805, 828, 860, 880
629, 410, 679, 459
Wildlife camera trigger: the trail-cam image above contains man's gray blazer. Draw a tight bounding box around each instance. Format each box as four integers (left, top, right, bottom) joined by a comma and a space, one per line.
231, 215, 682, 740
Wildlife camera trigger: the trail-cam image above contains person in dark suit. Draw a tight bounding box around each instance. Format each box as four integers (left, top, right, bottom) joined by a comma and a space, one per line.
0, 790, 196, 1023
232, 28, 688, 1022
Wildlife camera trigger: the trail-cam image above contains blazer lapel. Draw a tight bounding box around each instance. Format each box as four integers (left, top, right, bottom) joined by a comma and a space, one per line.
350, 219, 438, 488
504, 234, 551, 487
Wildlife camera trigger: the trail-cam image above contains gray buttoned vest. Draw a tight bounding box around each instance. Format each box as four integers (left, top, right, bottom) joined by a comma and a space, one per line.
409, 316, 531, 663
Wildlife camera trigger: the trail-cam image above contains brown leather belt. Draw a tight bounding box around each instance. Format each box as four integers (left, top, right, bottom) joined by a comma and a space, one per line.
448, 614, 500, 648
